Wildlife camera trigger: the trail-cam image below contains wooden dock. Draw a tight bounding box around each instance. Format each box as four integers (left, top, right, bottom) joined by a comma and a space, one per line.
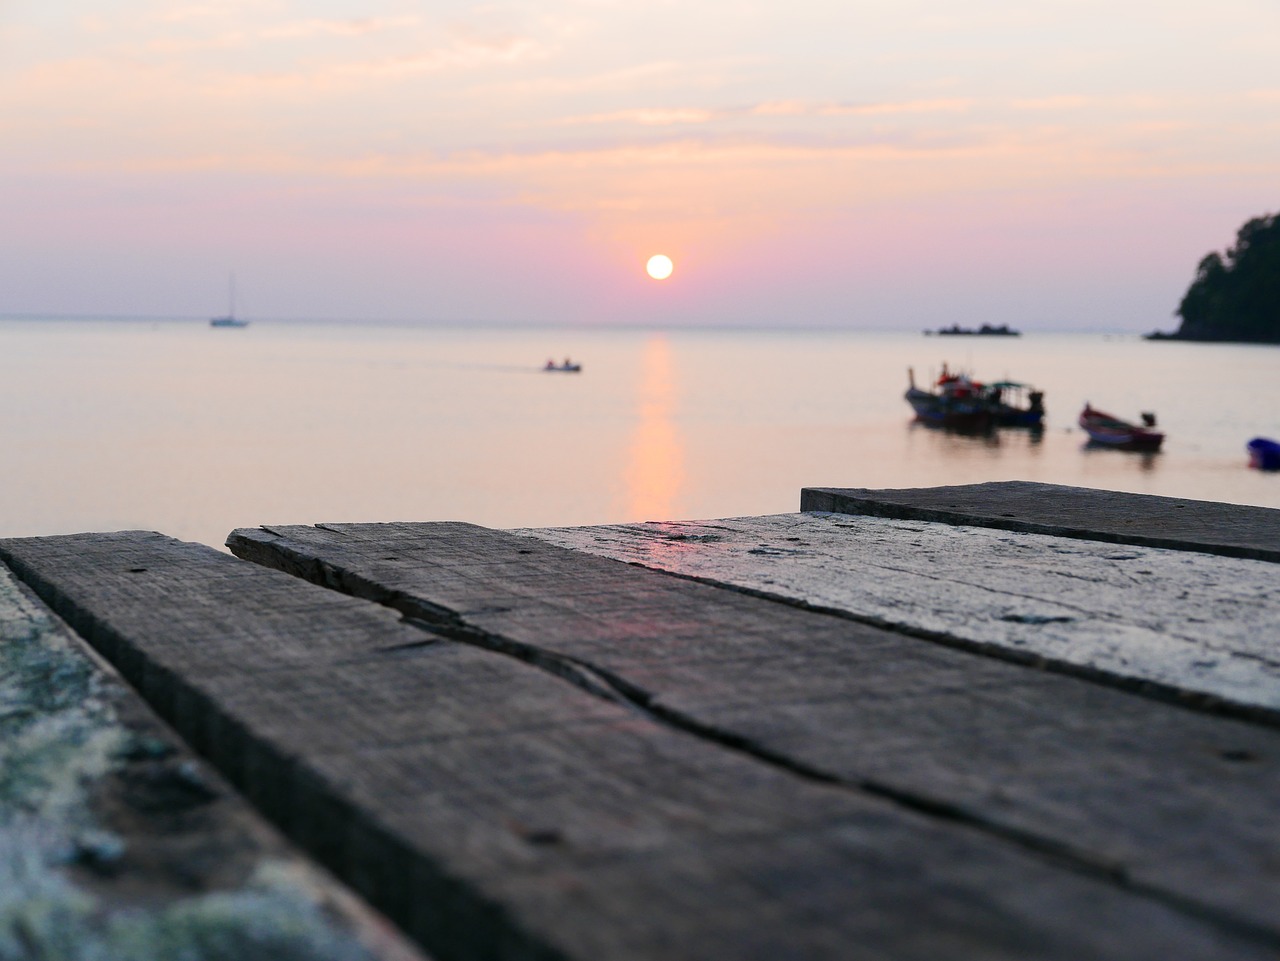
2, 481, 1278, 960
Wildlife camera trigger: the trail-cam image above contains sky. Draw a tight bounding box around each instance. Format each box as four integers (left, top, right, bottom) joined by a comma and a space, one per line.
2, 0, 1278, 329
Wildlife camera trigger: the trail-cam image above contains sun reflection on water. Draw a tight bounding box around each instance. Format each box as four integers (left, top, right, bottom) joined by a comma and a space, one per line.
624, 334, 685, 521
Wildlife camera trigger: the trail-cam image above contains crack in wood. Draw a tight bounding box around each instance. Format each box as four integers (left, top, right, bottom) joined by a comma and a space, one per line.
397, 609, 1280, 949
1225, 649, 1280, 671
810, 542, 1280, 668
375, 633, 446, 654
800, 486, 1280, 564
535, 521, 1280, 721
314, 524, 355, 537
241, 531, 1280, 950
612, 559, 1280, 728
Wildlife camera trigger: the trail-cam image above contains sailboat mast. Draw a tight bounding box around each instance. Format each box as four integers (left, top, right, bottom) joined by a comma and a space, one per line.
211, 271, 248, 326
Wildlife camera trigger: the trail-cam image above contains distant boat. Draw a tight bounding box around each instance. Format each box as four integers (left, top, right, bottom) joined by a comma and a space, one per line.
905, 365, 1044, 429
985, 380, 1045, 427
1079, 404, 1164, 450
904, 365, 991, 430
1247, 437, 1280, 470
210, 274, 249, 328
926, 323, 1020, 337
544, 359, 582, 373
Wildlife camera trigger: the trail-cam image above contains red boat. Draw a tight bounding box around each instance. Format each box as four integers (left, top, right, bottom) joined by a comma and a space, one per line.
1079, 404, 1164, 451
904, 365, 991, 430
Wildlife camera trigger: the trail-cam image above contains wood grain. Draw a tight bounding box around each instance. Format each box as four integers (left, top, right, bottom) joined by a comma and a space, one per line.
227, 520, 1280, 949
5, 530, 1276, 959
801, 481, 1280, 562
518, 512, 1280, 718
0, 558, 428, 961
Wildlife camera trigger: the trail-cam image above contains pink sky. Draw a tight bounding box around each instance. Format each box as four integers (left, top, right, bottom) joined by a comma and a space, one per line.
3, 1, 1277, 329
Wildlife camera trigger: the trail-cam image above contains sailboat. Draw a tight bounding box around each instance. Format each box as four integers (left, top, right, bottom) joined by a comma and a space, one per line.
210, 273, 249, 328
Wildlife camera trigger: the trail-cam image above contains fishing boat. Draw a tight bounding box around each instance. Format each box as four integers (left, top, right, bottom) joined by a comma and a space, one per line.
210, 273, 249, 328
1247, 437, 1280, 470
1078, 404, 1164, 450
544, 359, 582, 373
985, 381, 1045, 427
905, 365, 1044, 429
905, 366, 991, 429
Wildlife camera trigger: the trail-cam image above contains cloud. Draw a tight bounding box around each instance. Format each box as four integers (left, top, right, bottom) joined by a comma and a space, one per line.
155, 4, 239, 24
817, 98, 976, 117
260, 17, 422, 40
1009, 95, 1094, 111
751, 100, 809, 117
479, 58, 731, 99
144, 15, 431, 54
334, 35, 549, 78
558, 96, 976, 129
560, 107, 715, 127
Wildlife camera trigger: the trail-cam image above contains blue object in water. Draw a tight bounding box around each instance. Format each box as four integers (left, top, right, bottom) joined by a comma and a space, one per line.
1247, 437, 1280, 471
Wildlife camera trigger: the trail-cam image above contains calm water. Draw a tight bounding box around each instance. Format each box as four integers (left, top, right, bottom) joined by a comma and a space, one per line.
3, 319, 1279, 549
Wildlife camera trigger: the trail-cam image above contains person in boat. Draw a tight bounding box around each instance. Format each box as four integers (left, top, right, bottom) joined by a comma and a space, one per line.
546, 359, 555, 369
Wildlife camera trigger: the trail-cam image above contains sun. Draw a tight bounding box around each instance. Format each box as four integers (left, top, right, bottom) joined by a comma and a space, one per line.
646, 254, 674, 280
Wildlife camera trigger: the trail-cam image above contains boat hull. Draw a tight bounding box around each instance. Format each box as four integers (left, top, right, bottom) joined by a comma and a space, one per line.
1079, 408, 1164, 451
1082, 431, 1163, 451
1248, 437, 1280, 470
990, 406, 1044, 427
905, 388, 991, 430
906, 370, 1042, 430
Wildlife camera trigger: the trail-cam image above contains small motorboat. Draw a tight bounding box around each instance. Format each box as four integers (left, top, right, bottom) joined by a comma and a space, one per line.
544, 359, 582, 373
1079, 404, 1164, 451
985, 380, 1045, 427
1247, 437, 1280, 470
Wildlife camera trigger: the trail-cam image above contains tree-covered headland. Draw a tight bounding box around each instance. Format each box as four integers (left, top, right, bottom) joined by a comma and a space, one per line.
1147, 212, 1280, 343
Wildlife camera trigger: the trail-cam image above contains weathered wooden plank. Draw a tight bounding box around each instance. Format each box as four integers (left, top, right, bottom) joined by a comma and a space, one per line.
228, 520, 1280, 947
0, 560, 427, 961
7, 533, 1279, 960
518, 512, 1280, 719
801, 481, 1280, 561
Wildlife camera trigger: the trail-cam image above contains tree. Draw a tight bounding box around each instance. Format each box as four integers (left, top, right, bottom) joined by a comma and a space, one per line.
1160, 213, 1280, 343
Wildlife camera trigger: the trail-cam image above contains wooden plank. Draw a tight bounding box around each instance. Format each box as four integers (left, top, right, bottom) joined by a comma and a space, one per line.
518, 512, 1280, 719
0, 560, 427, 961
226, 520, 1280, 949
6, 531, 1277, 960
801, 481, 1280, 562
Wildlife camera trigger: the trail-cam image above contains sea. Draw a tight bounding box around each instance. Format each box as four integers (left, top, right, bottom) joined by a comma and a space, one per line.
3, 317, 1279, 550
